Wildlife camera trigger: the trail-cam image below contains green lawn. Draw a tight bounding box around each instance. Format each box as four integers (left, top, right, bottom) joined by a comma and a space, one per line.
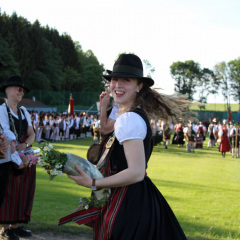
190, 103, 240, 112
28, 138, 240, 240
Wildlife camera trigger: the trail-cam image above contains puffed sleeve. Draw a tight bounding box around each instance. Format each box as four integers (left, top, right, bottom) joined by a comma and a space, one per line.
1, 121, 16, 142
115, 112, 147, 144
109, 103, 119, 120
0, 104, 10, 130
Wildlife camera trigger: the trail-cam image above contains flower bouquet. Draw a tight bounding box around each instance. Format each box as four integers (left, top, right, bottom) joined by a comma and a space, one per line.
38, 142, 108, 203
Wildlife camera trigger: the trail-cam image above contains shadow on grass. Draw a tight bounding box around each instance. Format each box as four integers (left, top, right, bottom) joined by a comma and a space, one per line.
25, 214, 240, 240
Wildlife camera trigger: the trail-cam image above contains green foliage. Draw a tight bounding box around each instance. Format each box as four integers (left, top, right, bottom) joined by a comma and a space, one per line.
170, 60, 201, 100
0, 35, 20, 81
77, 189, 109, 210
39, 142, 67, 180
0, 11, 104, 95
61, 66, 81, 91
76, 48, 105, 91
170, 61, 217, 105
143, 59, 155, 78
228, 58, 240, 105
29, 71, 51, 90
214, 61, 231, 108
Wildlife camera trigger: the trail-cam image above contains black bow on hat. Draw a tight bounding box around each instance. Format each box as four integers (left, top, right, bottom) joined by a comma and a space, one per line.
103, 54, 154, 87
0, 76, 30, 93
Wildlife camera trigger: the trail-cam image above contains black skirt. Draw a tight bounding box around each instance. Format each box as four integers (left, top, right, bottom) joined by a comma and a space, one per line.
0, 162, 12, 207
110, 176, 187, 240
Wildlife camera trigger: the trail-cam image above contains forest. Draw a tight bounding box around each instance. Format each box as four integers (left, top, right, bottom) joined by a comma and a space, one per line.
0, 12, 104, 95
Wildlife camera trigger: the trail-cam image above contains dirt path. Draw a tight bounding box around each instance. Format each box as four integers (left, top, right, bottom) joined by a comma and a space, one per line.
19, 232, 92, 240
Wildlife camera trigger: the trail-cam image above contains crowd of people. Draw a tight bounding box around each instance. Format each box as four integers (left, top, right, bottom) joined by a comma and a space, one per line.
30, 111, 101, 144
150, 117, 240, 157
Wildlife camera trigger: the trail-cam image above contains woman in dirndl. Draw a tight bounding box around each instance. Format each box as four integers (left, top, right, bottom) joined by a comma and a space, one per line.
50, 115, 60, 142
176, 122, 184, 147
66, 54, 197, 239
0, 76, 35, 240
219, 124, 230, 157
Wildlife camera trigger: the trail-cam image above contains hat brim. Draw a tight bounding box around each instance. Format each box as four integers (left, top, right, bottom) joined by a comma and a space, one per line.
103, 71, 154, 87
0, 84, 30, 93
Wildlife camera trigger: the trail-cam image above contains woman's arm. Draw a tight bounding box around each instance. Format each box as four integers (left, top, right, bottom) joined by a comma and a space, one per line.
16, 125, 35, 151
68, 139, 146, 188
99, 92, 115, 135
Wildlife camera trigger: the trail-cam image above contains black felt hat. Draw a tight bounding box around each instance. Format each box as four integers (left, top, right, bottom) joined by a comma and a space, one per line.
103, 54, 154, 87
0, 76, 30, 93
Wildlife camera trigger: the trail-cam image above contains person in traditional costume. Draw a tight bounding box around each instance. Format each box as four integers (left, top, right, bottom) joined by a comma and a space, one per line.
219, 124, 230, 157
43, 114, 50, 140
62, 54, 200, 239
208, 119, 216, 148
50, 115, 60, 142
162, 122, 174, 149
0, 121, 23, 210
229, 123, 240, 158
0, 76, 35, 240
176, 122, 184, 147
184, 121, 196, 152
35, 115, 45, 143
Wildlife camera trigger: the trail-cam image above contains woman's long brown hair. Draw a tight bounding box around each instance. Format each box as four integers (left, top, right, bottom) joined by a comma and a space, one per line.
128, 81, 200, 127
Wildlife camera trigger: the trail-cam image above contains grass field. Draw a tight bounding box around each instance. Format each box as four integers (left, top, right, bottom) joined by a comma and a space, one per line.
28, 138, 240, 240
190, 103, 240, 112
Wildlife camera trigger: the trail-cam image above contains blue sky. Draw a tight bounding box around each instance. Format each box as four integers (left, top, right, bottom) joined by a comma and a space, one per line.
1, 0, 240, 103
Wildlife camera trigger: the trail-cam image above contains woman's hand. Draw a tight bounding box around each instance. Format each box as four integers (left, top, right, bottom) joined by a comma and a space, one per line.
20, 154, 29, 168
16, 143, 27, 151
0, 134, 9, 153
68, 165, 92, 188
100, 92, 110, 108
18, 162, 24, 169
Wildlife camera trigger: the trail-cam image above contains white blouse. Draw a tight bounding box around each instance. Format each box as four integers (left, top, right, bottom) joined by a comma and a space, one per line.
115, 112, 147, 144
0, 103, 32, 166
109, 103, 120, 120
0, 103, 32, 128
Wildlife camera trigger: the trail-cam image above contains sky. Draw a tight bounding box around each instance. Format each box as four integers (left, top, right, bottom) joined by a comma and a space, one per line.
1, 0, 240, 103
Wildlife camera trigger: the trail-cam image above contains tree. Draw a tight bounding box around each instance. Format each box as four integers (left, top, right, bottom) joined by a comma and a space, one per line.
143, 59, 155, 78
170, 60, 201, 100
76, 48, 104, 91
0, 35, 20, 82
61, 66, 80, 91
196, 68, 217, 109
228, 58, 240, 107
0, 11, 105, 97
214, 62, 231, 110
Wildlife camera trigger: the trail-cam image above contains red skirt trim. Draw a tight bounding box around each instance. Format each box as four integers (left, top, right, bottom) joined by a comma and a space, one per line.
0, 165, 36, 224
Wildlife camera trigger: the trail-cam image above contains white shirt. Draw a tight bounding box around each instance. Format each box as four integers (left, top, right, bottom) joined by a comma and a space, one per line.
115, 112, 147, 144
230, 127, 240, 136
0, 103, 32, 128
0, 104, 31, 165
109, 103, 119, 120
